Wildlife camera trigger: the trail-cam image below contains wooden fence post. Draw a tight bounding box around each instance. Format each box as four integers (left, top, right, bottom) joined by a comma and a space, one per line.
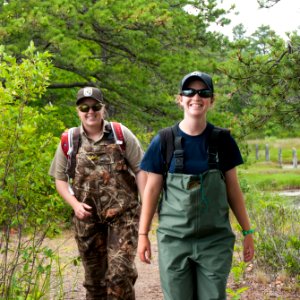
278, 148, 282, 167
292, 148, 298, 168
255, 144, 259, 160
265, 144, 270, 161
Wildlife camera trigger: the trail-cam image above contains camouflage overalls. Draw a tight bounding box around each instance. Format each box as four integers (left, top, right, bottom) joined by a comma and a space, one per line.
72, 130, 140, 300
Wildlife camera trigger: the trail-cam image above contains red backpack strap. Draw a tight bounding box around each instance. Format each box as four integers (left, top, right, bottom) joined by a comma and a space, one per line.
60, 127, 81, 179
68, 127, 80, 179
110, 122, 126, 152
61, 130, 69, 158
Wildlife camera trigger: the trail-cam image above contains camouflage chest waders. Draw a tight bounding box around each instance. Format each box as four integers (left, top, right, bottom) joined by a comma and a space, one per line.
72, 134, 140, 300
157, 127, 235, 300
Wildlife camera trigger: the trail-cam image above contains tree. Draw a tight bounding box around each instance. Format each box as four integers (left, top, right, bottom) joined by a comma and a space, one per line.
218, 27, 300, 137
257, 0, 281, 8
233, 24, 247, 41
0, 0, 230, 135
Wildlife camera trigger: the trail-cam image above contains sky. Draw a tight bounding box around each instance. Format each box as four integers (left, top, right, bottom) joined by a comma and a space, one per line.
4, 0, 296, 40
212, 0, 300, 39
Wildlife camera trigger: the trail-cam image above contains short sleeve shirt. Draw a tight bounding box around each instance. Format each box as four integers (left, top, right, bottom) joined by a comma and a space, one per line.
140, 123, 243, 175
49, 120, 144, 181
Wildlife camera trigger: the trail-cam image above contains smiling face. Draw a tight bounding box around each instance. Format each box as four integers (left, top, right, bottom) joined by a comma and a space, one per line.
179, 79, 214, 119
77, 98, 104, 130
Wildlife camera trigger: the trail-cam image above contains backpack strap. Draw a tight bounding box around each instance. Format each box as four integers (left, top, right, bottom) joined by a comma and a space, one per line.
60, 127, 81, 180
110, 122, 126, 152
159, 124, 230, 176
61, 130, 69, 158
207, 126, 229, 170
158, 124, 178, 190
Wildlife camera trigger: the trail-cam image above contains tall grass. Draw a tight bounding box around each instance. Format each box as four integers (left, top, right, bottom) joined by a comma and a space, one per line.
0, 228, 81, 299
229, 139, 300, 296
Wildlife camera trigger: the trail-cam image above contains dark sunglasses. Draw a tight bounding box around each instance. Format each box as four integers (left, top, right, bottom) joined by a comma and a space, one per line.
181, 88, 213, 98
77, 103, 103, 112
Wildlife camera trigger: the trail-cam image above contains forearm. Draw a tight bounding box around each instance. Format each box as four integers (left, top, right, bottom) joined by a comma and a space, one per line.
228, 191, 251, 231
225, 168, 252, 231
55, 179, 80, 210
135, 170, 147, 200
138, 173, 163, 234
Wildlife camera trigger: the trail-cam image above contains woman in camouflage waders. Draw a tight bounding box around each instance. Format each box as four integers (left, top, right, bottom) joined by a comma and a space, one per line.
138, 72, 254, 300
49, 87, 147, 299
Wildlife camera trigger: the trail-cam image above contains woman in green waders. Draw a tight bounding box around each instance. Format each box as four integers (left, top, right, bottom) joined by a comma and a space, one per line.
138, 71, 254, 300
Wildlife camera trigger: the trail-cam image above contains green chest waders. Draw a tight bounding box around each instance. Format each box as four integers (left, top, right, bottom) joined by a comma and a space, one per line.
157, 128, 235, 300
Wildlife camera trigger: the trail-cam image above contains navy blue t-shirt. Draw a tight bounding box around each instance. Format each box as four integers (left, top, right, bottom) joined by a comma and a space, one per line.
140, 123, 243, 175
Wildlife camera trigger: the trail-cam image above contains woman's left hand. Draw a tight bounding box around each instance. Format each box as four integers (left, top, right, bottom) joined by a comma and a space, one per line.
243, 234, 255, 262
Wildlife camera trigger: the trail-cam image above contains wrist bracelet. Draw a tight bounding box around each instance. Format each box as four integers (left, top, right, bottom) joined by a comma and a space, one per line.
242, 229, 255, 236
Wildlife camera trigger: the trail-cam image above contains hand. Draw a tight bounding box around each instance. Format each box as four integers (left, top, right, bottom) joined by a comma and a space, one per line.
73, 202, 92, 220
138, 235, 152, 264
243, 234, 255, 262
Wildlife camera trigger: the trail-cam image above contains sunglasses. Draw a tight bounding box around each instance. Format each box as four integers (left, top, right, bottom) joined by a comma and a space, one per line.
77, 103, 103, 112
181, 89, 213, 98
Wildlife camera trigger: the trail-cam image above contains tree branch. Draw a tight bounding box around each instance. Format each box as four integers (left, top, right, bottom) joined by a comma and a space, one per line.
48, 82, 97, 89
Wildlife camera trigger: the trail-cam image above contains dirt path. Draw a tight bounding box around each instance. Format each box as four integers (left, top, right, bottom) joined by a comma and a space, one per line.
47, 230, 299, 300
47, 230, 162, 300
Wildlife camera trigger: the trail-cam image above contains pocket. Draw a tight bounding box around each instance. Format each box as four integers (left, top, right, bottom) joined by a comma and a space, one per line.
78, 151, 114, 166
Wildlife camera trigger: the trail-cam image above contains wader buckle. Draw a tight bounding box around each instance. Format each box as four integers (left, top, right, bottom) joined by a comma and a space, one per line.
174, 149, 184, 172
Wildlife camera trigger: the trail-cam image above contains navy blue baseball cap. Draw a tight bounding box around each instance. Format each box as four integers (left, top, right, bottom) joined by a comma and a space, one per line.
180, 71, 214, 93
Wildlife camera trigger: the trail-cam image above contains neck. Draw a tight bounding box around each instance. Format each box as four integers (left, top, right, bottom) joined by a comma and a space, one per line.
83, 121, 103, 140
179, 117, 207, 136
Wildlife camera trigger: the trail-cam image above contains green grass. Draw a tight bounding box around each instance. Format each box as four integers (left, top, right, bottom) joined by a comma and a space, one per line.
242, 138, 300, 191
240, 162, 300, 191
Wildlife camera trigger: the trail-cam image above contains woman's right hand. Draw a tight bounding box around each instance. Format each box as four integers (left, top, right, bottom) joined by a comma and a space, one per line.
138, 235, 152, 264
55, 179, 92, 220
73, 202, 92, 220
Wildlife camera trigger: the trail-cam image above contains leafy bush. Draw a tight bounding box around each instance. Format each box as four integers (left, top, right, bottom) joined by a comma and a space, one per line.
246, 192, 300, 276
0, 43, 68, 298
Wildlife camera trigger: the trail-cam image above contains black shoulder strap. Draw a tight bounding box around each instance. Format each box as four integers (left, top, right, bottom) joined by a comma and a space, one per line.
172, 126, 184, 173
207, 126, 229, 169
158, 127, 174, 170
158, 125, 175, 181
159, 124, 229, 181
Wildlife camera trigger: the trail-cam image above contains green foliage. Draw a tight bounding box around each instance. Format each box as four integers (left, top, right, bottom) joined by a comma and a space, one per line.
230, 260, 247, 284
0, 43, 70, 298
0, 43, 67, 231
246, 192, 300, 276
240, 138, 300, 190
226, 286, 249, 300
0, 0, 231, 135
1, 0, 299, 138
218, 27, 300, 138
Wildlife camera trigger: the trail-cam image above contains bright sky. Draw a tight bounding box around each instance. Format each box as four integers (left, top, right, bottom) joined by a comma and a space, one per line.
213, 0, 300, 39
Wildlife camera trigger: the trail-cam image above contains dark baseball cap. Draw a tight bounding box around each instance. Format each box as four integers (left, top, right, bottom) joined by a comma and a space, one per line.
76, 87, 103, 105
180, 71, 214, 93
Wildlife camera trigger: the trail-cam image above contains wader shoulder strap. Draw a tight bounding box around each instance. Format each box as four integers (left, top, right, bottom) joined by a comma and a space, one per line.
207, 126, 229, 169
172, 126, 184, 173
